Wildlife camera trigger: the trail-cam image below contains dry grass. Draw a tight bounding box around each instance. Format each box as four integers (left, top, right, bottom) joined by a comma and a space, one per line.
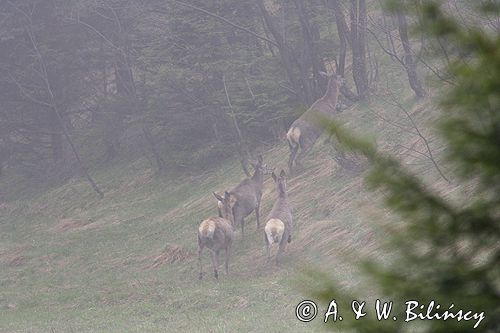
0, 246, 30, 267
146, 244, 194, 269
0, 92, 457, 332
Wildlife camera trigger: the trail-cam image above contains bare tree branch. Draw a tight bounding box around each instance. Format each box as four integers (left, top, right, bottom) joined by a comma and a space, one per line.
385, 90, 450, 183
4, 70, 53, 108
152, 1, 279, 48
222, 74, 251, 177
367, 14, 456, 86
8, 1, 104, 198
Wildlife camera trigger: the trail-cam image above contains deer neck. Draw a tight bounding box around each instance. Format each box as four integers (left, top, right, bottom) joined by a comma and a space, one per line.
277, 184, 287, 199
321, 81, 340, 111
221, 209, 234, 227
251, 170, 263, 184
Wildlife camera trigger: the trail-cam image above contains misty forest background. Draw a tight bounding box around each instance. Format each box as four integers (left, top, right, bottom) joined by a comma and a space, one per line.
0, 0, 499, 332
0, 0, 435, 184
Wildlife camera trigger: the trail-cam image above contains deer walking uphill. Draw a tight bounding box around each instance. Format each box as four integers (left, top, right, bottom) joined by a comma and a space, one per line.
198, 192, 234, 280
224, 155, 272, 239
264, 170, 292, 265
287, 73, 344, 173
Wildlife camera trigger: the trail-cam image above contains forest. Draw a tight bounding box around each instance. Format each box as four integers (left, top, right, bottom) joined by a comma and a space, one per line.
0, 0, 436, 184
0, 0, 499, 332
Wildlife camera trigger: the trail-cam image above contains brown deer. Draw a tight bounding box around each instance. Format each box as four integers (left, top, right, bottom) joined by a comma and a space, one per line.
287, 73, 344, 173
264, 170, 292, 265
198, 191, 234, 280
219, 155, 273, 239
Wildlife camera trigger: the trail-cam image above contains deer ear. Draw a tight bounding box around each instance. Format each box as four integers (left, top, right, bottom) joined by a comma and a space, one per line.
213, 192, 223, 201
271, 172, 277, 181
280, 169, 286, 177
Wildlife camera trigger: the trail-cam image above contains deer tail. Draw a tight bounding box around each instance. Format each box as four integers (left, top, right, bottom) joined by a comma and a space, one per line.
199, 219, 216, 239
286, 126, 301, 148
265, 219, 285, 244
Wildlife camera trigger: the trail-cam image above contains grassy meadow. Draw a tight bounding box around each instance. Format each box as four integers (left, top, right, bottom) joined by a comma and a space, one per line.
0, 83, 456, 332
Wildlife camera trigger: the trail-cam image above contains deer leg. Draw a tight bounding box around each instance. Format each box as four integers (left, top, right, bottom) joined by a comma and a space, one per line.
224, 244, 231, 275
288, 141, 299, 174
295, 142, 313, 169
255, 201, 261, 230
234, 210, 245, 240
264, 232, 271, 261
211, 250, 219, 280
276, 241, 286, 266
241, 218, 245, 240
198, 243, 204, 280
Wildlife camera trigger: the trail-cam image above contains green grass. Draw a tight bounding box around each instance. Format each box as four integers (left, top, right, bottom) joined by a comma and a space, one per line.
0, 80, 456, 332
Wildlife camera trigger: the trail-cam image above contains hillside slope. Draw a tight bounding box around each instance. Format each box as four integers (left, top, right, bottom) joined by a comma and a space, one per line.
0, 93, 455, 332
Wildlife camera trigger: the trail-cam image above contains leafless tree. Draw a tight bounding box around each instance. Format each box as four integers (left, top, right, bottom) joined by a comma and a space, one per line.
350, 0, 369, 99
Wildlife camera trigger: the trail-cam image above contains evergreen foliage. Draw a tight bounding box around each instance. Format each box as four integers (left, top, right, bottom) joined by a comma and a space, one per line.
307, 2, 500, 332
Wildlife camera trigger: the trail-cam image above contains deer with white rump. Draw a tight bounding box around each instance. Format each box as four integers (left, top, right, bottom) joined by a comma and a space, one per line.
287, 72, 343, 173
264, 170, 292, 265
198, 192, 234, 280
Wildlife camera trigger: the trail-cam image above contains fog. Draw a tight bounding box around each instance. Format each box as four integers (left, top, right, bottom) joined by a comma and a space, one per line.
0, 1, 498, 332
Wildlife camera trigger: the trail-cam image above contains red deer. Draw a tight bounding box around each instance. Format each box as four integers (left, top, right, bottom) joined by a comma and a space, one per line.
264, 170, 292, 265
218, 155, 273, 239
287, 73, 344, 173
198, 192, 234, 280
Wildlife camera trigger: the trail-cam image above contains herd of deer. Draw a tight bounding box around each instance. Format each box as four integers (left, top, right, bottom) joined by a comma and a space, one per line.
197, 72, 344, 280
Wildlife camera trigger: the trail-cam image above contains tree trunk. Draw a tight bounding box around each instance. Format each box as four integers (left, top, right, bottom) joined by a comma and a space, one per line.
0, 150, 4, 177
294, 0, 327, 99
114, 51, 135, 97
101, 62, 119, 162
142, 126, 165, 175
350, 0, 369, 99
51, 130, 63, 162
329, 0, 350, 76
256, 0, 311, 105
396, 13, 426, 98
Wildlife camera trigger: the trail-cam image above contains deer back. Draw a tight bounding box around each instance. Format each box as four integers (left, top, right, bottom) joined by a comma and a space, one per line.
230, 179, 261, 215
267, 171, 292, 230
201, 191, 235, 248
198, 217, 233, 250
290, 73, 343, 130
229, 155, 268, 216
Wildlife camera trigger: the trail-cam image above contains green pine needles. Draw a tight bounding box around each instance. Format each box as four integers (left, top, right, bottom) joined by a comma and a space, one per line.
305, 2, 500, 332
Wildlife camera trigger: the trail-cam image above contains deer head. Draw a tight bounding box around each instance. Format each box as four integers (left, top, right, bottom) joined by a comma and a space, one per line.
271, 169, 287, 197
213, 191, 235, 226
320, 71, 344, 87
249, 155, 274, 176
